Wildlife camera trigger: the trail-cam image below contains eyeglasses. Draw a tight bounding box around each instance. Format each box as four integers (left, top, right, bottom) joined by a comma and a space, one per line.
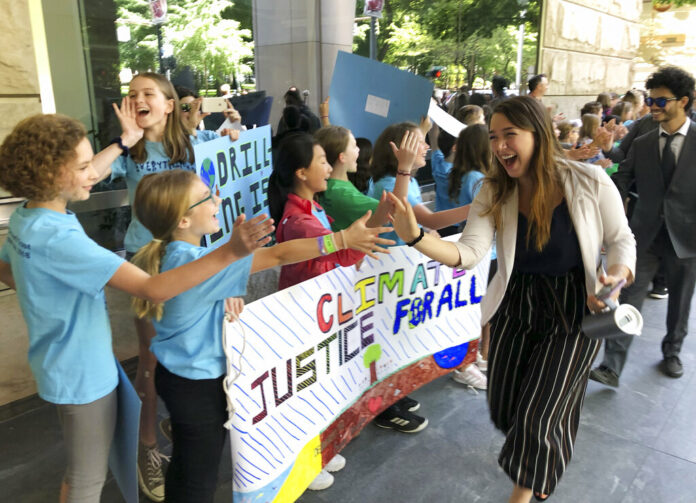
188, 191, 214, 210
646, 96, 678, 108
180, 103, 192, 112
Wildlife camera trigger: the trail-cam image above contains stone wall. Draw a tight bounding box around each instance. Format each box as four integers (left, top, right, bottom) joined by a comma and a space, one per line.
539, 0, 642, 118
0, 1, 43, 197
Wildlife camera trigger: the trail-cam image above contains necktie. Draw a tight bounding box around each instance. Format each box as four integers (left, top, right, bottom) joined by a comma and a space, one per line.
661, 132, 677, 187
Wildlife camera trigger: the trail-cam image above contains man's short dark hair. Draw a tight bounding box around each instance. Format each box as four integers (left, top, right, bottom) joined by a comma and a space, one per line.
645, 66, 695, 111
528, 74, 547, 93
492, 75, 509, 95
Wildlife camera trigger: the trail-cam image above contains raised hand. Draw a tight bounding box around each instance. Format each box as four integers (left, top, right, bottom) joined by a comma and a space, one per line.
220, 129, 241, 142
419, 115, 432, 135
112, 96, 144, 147
386, 193, 421, 243
319, 96, 330, 125
369, 190, 394, 227
389, 130, 420, 173
227, 213, 274, 258
594, 126, 614, 152
343, 210, 395, 259
566, 143, 600, 161
223, 101, 241, 122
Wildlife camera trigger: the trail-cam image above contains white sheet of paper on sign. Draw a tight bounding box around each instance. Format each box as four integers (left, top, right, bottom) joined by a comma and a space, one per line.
365, 94, 390, 118
428, 98, 466, 137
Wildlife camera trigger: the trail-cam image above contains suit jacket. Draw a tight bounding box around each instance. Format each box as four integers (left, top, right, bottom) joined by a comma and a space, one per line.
604, 114, 657, 163
612, 120, 696, 259
453, 159, 636, 325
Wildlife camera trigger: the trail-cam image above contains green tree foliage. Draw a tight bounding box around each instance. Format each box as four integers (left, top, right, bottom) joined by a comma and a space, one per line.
115, 0, 253, 90
354, 0, 540, 90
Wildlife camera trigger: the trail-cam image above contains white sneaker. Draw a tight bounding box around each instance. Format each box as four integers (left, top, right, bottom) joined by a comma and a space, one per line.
476, 352, 488, 373
452, 364, 487, 390
325, 453, 346, 473
307, 469, 334, 491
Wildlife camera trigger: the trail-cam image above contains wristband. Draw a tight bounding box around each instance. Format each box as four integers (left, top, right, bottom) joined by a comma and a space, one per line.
405, 227, 425, 247
316, 236, 327, 255
397, 170, 411, 177
109, 137, 129, 157
323, 233, 338, 254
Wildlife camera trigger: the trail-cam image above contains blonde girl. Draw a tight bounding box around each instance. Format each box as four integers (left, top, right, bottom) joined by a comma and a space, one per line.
90, 72, 240, 501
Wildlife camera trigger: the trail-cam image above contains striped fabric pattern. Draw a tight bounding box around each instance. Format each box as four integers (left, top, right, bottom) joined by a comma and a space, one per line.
488, 269, 600, 496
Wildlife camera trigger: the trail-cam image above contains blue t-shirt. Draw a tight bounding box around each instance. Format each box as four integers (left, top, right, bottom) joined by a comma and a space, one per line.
0, 206, 124, 404
456, 171, 497, 260
110, 134, 218, 253
150, 241, 253, 380
311, 206, 332, 232
431, 149, 454, 211
456, 170, 485, 207
367, 175, 423, 246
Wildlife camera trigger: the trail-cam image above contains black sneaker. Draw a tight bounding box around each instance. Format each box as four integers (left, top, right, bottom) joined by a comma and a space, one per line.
662, 356, 683, 378
374, 405, 428, 433
397, 396, 420, 412
589, 366, 619, 388
648, 286, 668, 299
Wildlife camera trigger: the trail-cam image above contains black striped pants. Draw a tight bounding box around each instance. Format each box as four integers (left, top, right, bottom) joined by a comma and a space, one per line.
488, 269, 599, 496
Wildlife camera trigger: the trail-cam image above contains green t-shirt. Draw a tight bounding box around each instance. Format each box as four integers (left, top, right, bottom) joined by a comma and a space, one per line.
319, 178, 379, 231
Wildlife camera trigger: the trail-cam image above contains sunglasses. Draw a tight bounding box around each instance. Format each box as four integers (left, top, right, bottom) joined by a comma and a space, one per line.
188, 191, 214, 210
645, 96, 678, 108
180, 103, 192, 112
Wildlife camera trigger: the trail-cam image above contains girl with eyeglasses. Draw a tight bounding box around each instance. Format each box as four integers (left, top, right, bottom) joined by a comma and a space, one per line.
130, 169, 392, 502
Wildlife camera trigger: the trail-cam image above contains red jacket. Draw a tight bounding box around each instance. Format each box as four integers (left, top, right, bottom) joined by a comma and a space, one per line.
276, 193, 364, 290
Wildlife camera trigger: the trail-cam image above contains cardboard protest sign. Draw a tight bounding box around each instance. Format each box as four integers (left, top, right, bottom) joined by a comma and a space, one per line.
328, 52, 434, 142
225, 240, 489, 502
194, 126, 273, 250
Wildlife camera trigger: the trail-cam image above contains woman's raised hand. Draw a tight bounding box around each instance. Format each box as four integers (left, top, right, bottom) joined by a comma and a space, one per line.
343, 210, 395, 259
227, 213, 274, 258
112, 96, 144, 147
386, 193, 421, 243
389, 130, 420, 172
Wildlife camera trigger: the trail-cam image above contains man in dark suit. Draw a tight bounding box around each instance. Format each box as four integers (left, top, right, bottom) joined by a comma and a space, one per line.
591, 66, 696, 386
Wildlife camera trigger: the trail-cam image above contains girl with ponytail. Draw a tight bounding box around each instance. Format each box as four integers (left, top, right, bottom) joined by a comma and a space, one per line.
131, 169, 392, 502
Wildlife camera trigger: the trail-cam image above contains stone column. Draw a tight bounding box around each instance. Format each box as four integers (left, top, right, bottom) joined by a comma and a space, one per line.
252, 0, 356, 130
538, 0, 642, 117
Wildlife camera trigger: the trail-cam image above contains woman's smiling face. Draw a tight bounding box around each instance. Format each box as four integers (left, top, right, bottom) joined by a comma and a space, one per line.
489, 112, 535, 181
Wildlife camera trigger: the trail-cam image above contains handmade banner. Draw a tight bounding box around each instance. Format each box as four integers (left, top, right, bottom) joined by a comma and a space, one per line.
328, 52, 434, 142
225, 241, 489, 502
194, 126, 272, 249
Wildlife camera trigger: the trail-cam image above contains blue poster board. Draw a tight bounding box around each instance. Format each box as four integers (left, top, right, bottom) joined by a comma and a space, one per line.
328, 52, 434, 142
194, 126, 273, 250
108, 361, 141, 503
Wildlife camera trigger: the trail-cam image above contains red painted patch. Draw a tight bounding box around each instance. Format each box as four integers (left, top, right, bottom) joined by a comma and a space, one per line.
367, 396, 383, 413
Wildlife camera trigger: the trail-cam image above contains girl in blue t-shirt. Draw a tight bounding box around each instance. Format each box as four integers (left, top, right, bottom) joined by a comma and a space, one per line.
367, 120, 471, 245
0, 114, 275, 503
90, 72, 241, 499
131, 168, 391, 502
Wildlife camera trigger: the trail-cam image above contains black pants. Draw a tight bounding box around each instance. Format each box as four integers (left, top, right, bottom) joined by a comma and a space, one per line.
155, 363, 228, 503
488, 269, 599, 496
601, 227, 696, 375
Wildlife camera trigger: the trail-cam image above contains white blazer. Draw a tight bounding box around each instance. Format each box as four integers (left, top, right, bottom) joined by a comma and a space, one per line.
453, 159, 637, 325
